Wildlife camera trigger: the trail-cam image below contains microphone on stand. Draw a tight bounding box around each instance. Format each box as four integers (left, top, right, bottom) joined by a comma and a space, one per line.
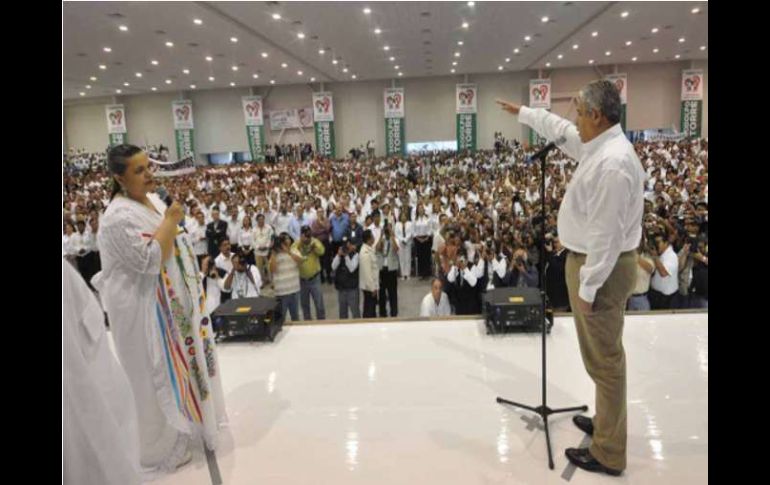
525, 136, 567, 164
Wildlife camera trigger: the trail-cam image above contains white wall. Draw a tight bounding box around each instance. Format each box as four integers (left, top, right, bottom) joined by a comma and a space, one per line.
64, 60, 708, 155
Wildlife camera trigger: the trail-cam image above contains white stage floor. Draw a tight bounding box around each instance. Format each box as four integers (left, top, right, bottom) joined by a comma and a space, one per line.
153, 314, 708, 485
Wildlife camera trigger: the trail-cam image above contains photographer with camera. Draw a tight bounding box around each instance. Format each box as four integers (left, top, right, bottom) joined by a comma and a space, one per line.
501, 248, 539, 288
649, 229, 679, 310
359, 230, 380, 318
222, 251, 262, 299
200, 256, 226, 316
332, 237, 361, 319
269, 233, 303, 322
446, 250, 483, 315
292, 225, 327, 320
376, 220, 400, 317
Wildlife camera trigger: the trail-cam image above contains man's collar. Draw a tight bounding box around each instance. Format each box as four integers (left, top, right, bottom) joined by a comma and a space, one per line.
582, 123, 623, 156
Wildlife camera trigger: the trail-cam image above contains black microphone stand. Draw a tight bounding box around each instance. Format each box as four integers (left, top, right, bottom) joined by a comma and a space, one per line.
496, 143, 588, 470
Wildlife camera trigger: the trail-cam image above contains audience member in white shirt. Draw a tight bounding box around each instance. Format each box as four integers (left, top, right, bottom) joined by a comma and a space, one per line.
420, 278, 452, 317
189, 211, 208, 268
214, 240, 235, 275
649, 233, 679, 309
222, 253, 262, 300
238, 217, 256, 266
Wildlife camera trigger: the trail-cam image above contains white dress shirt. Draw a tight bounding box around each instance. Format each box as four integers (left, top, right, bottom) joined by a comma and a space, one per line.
215, 252, 234, 274
519, 106, 646, 302
420, 292, 452, 317
650, 245, 679, 296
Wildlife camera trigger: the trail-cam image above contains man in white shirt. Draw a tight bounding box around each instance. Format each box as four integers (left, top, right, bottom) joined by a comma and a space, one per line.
222, 253, 262, 300
189, 211, 209, 269
214, 240, 235, 275
253, 213, 275, 285
358, 230, 379, 318
498, 79, 645, 476
420, 278, 452, 317
649, 233, 679, 310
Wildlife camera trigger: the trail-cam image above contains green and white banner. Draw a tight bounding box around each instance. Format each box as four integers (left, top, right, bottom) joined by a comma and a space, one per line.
242, 96, 265, 162
680, 69, 703, 138
172, 100, 195, 159
384, 88, 405, 156
456, 84, 477, 152
606, 73, 628, 132
105, 104, 127, 147
313, 92, 335, 158
528, 79, 551, 146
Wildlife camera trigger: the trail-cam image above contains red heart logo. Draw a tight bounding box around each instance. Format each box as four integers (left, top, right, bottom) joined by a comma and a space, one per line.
321, 97, 330, 112
393, 93, 402, 108
459, 92, 467, 103
539, 85, 548, 99
387, 95, 395, 108
531, 87, 541, 100
464, 89, 474, 104
109, 111, 122, 125
175, 105, 190, 121
689, 76, 700, 91
246, 101, 260, 117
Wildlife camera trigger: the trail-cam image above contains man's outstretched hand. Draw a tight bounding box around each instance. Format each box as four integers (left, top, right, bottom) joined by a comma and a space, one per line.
496, 99, 522, 115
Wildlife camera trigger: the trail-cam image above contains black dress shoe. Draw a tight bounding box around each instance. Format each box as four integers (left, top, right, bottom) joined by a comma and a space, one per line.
573, 415, 594, 436
565, 448, 622, 476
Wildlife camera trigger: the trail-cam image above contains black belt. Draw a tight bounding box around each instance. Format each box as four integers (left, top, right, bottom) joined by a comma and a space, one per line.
301, 271, 321, 281
569, 249, 637, 258
632, 292, 648, 297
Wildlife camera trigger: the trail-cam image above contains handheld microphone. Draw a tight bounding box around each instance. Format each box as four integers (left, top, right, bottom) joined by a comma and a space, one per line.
155, 186, 186, 229
525, 136, 567, 164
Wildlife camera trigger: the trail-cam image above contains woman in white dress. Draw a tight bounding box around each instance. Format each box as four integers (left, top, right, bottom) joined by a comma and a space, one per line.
394, 211, 413, 280
93, 145, 226, 474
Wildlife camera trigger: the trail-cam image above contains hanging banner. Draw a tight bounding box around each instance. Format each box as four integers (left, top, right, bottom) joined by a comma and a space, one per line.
680, 70, 703, 138
105, 104, 127, 147
313, 92, 335, 157
456, 84, 477, 152
242, 96, 265, 162
529, 79, 552, 109
605, 74, 628, 131
172, 100, 195, 160
269, 107, 314, 131
384, 88, 405, 156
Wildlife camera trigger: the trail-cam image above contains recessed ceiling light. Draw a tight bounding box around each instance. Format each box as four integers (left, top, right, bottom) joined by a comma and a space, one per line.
457, 41, 464, 46
297, 32, 305, 39
394, 65, 400, 69
468, 1, 475, 6
183, 69, 190, 74
692, 7, 700, 14
209, 76, 215, 81
272, 13, 281, 20
374, 28, 381, 35
675, 54, 681, 59
165, 41, 174, 47
89, 76, 97, 81
119, 25, 128, 31
452, 61, 458, 66
389, 56, 395, 62
383, 45, 390, 51
498, 65, 504, 70
318, 49, 326, 55
270, 80, 276, 84
505, 57, 511, 63
653, 48, 659, 53
632, 57, 638, 61
455, 52, 461, 57
151, 60, 159, 66
700, 45, 706, 51
230, 82, 236, 86
261, 52, 268, 58
545, 62, 551, 67
592, 31, 598, 37
621, 11, 629, 18
651, 27, 659, 33
99, 64, 107, 70
352, 74, 357, 79
398, 72, 403, 77
151, 87, 157, 91
363, 7, 371, 14
190, 84, 196, 89
541, 16, 549, 23
450, 69, 456, 73
605, 51, 611, 56
116, 89, 122, 94
625, 41, 632, 46
342, 67, 349, 73
589, 59, 594, 64
103, 47, 112, 52
85, 85, 91, 89
194, 18, 203, 25
462, 22, 469, 29
281, 62, 288, 68
230, 37, 238, 43
524, 35, 532, 42
231, 65, 239, 72
514, 48, 520, 54
573, 44, 579, 50
557, 54, 563, 59
165, 79, 172, 84
297, 70, 303, 75
310, 77, 315, 81
123, 82, 130, 86
205, 56, 213, 62
679, 37, 686, 43
135, 72, 142, 78
333, 59, 339, 64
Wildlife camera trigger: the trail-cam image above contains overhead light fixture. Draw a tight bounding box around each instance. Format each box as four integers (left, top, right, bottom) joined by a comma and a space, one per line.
253, 73, 259, 79
632, 57, 638, 61
513, 48, 520, 54
272, 13, 281, 20
230, 82, 236, 86
589, 59, 594, 64
85, 85, 91, 89
165, 41, 174, 47
374, 28, 381, 35
209, 76, 215, 81
165, 79, 172, 84
573, 44, 579, 50
524, 35, 531, 42
462, 22, 469, 29
151, 87, 157, 91
319, 49, 325, 54
352, 74, 357, 79
183, 69, 190, 74
363, 7, 371, 14
455, 52, 461, 57
389, 56, 395, 62
605, 51, 611, 56
591, 31, 598, 37
103, 47, 112, 52
700, 45, 706, 51
151, 60, 159, 65
261, 52, 268, 58
653, 48, 659, 53
119, 25, 128, 32
281, 62, 288, 68
621, 11, 629, 18
333, 59, 338, 64
194, 19, 203, 25
398, 72, 403, 77
310, 77, 315, 81
458, 41, 464, 46
651, 27, 659, 33
343, 67, 349, 73
679, 37, 686, 43
123, 82, 130, 86
498, 65, 503, 70
89, 76, 97, 81
190, 84, 197, 89
675, 54, 681, 59
468, 1, 475, 6
692, 7, 700, 14
205, 56, 213, 62
394, 65, 400, 69
450, 68, 456, 73
626, 41, 633, 46
99, 64, 107, 70
557, 54, 563, 59
297, 32, 305, 39
230, 37, 238, 43
135, 72, 142, 77
541, 16, 549, 23
297, 70, 303, 75
270, 80, 276, 84
116, 89, 122, 94
79, 92, 86, 96
546, 62, 551, 67
232, 66, 238, 71
505, 57, 511, 62
383, 45, 390, 51
452, 61, 458, 66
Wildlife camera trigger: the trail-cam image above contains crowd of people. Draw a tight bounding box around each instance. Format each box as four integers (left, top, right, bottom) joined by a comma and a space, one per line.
264, 143, 314, 164
63, 136, 708, 321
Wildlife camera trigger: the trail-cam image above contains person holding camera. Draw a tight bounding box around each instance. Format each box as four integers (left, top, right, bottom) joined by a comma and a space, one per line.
269, 233, 303, 322
446, 251, 483, 315
222, 252, 262, 299
359, 230, 379, 318
376, 221, 400, 317
292, 225, 327, 320
501, 248, 539, 288
332, 237, 361, 319
649, 232, 679, 310
200, 256, 226, 316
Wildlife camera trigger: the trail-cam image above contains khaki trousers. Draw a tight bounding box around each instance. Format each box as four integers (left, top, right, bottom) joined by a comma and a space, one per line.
566, 250, 637, 471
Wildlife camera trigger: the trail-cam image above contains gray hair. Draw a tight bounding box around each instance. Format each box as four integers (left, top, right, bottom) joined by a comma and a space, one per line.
578, 80, 622, 125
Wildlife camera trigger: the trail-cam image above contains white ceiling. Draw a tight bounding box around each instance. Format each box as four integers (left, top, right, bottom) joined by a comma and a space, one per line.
63, 1, 708, 100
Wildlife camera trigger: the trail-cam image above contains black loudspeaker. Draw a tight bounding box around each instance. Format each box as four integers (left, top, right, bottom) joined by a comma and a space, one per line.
212, 296, 283, 342
483, 287, 552, 334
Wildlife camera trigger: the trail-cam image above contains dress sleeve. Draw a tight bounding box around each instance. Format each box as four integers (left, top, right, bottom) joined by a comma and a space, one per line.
99, 209, 163, 275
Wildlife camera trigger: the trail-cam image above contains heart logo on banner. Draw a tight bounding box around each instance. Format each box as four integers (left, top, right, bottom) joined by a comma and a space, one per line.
246, 101, 260, 118
614, 79, 625, 95
321, 97, 330, 112
687, 75, 700, 92
464, 89, 474, 105
393, 93, 402, 109
459, 92, 468, 104
538, 85, 549, 100
387, 96, 396, 109
109, 111, 122, 125
532, 87, 541, 100
175, 105, 190, 121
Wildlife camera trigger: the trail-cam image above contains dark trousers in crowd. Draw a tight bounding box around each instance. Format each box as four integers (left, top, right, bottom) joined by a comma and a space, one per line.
77, 251, 101, 290
338, 289, 361, 319
648, 288, 675, 310
378, 269, 399, 317
414, 237, 433, 277
277, 292, 300, 322
321, 240, 333, 283
363, 290, 378, 318
300, 273, 326, 320
240, 247, 256, 266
